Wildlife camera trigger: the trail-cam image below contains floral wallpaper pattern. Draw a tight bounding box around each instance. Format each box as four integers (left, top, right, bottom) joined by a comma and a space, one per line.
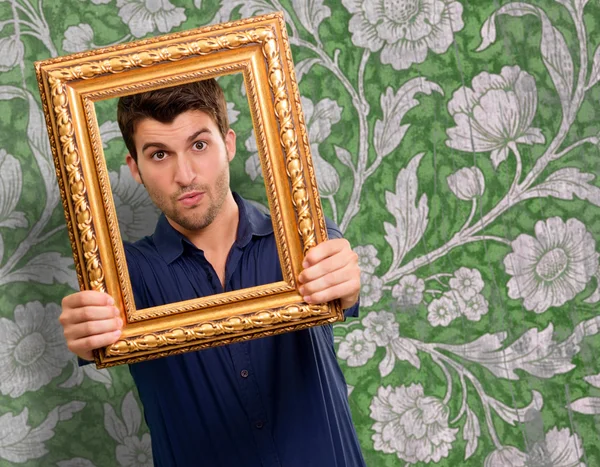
0, 0, 599, 465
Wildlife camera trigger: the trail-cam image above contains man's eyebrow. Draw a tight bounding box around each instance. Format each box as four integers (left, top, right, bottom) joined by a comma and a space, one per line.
141, 128, 212, 153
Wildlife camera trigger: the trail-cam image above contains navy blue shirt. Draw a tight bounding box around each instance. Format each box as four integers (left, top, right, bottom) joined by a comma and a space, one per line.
123, 193, 365, 467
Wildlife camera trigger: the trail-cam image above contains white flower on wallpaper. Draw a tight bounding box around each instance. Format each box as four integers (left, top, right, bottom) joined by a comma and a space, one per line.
484, 427, 585, 467
504, 217, 598, 314
370, 383, 458, 463
116, 0, 186, 38
354, 245, 381, 274
110, 166, 161, 242
0, 302, 72, 398
342, 0, 464, 70
446, 65, 545, 168
449, 267, 484, 300
362, 311, 399, 347
104, 391, 153, 467
117, 434, 153, 467
392, 274, 425, 307
460, 293, 489, 321
447, 166, 486, 201
0, 35, 24, 72
427, 294, 459, 326
0, 149, 27, 229
360, 271, 383, 307
337, 329, 376, 366
62, 24, 96, 52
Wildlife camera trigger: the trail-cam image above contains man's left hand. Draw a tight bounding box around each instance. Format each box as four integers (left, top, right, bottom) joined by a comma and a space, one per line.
297, 238, 360, 310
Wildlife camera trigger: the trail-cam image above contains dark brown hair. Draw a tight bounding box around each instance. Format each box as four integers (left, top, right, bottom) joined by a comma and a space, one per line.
117, 79, 230, 162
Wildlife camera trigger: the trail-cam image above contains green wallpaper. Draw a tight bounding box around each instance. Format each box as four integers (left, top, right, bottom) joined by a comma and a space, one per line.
1, 0, 599, 465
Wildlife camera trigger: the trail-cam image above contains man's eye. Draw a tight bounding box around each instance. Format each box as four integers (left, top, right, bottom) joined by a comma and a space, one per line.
152, 151, 166, 160
194, 141, 206, 151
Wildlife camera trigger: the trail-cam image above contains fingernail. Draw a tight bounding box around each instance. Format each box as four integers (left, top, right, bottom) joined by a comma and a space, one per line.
114, 329, 121, 337
299, 287, 305, 295
117, 318, 123, 328
302, 261, 308, 268
304, 296, 312, 303
107, 296, 115, 306
114, 307, 120, 317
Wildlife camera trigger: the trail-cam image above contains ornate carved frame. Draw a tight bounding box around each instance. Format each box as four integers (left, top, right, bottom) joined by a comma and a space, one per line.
34, 12, 343, 368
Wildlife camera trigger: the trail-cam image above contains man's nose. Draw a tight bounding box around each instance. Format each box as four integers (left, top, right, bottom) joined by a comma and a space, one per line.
173, 154, 196, 186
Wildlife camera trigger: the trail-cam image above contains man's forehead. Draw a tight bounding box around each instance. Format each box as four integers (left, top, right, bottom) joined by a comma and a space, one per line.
133, 109, 217, 141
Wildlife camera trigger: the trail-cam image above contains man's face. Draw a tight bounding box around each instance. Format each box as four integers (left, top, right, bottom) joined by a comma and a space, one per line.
126, 109, 236, 235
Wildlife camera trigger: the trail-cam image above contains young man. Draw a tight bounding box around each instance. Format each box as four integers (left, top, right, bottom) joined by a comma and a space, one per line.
59, 79, 365, 466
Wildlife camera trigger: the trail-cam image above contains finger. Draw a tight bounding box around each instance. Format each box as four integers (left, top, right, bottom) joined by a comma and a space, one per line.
300, 263, 359, 297
68, 330, 122, 355
304, 279, 359, 305
303, 238, 350, 267
64, 317, 123, 341
62, 291, 114, 310
299, 250, 350, 284
62, 305, 120, 325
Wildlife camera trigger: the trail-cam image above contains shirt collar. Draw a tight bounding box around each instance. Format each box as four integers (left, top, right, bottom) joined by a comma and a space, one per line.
152, 192, 274, 264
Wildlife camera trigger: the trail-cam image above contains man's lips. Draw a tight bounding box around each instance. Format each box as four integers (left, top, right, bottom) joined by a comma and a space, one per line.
178, 191, 204, 206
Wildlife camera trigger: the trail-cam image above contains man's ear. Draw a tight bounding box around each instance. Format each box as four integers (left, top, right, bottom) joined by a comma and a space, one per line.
126, 153, 143, 185
225, 129, 236, 162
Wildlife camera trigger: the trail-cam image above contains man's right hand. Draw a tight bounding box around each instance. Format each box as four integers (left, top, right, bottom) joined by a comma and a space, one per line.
59, 291, 123, 362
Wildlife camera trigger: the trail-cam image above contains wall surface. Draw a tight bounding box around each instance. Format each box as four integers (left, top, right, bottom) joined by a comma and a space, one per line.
1, 0, 599, 465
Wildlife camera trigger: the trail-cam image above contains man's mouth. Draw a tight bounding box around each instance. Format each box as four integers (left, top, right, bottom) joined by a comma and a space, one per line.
178, 191, 204, 207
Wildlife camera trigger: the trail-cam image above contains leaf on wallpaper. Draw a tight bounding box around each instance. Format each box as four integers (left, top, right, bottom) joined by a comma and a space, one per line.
104, 391, 142, 444
334, 145, 353, 168
584, 271, 600, 303
0, 233, 3, 265
524, 168, 600, 205
374, 78, 443, 158
588, 45, 600, 90
583, 373, 600, 388
0, 86, 58, 207
0, 403, 85, 463
59, 361, 85, 389
122, 392, 142, 436
213, 0, 275, 23
0, 149, 27, 229
347, 384, 354, 396
295, 58, 320, 83
290, 0, 331, 37
384, 153, 429, 268
5, 252, 78, 289
104, 403, 128, 444
568, 397, 600, 415
379, 346, 395, 377
83, 365, 112, 389
57, 458, 97, 467
488, 391, 543, 425
99, 121, 122, 148
60, 360, 113, 390
440, 325, 576, 380
391, 337, 420, 369
477, 4, 574, 115
245, 153, 262, 181
463, 407, 481, 460
555, 0, 590, 18
194, 0, 202, 7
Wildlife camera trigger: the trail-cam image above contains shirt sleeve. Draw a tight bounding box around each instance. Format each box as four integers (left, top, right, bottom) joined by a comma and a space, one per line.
324, 217, 360, 320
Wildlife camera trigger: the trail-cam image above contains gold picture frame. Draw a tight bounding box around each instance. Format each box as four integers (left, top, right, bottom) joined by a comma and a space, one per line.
34, 12, 343, 368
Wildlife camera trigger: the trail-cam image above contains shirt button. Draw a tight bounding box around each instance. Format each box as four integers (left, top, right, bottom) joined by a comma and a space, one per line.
255, 421, 264, 429
240, 369, 249, 378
